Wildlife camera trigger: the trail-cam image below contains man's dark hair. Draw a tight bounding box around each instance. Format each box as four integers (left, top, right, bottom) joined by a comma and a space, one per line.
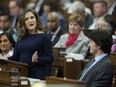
10, 0, 22, 8
93, 0, 108, 12
89, 30, 112, 54
0, 12, 12, 21
0, 32, 16, 48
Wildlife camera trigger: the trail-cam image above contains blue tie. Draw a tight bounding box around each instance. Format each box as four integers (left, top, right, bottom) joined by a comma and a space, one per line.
78, 59, 95, 81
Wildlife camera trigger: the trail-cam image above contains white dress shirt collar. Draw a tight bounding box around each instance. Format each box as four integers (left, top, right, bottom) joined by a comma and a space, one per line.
51, 26, 61, 41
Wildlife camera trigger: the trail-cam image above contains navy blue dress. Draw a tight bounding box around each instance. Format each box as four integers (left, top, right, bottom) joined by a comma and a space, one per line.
8, 33, 53, 80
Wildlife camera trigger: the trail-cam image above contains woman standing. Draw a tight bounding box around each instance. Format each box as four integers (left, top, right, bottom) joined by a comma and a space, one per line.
8, 8, 53, 80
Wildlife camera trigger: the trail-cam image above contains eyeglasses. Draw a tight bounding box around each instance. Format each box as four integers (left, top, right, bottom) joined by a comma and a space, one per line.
95, 24, 108, 29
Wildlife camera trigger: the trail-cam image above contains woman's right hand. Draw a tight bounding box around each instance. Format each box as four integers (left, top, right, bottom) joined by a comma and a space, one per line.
32, 51, 38, 63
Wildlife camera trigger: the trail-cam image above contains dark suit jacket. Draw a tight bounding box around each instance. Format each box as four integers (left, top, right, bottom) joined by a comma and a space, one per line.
104, 15, 115, 30
77, 56, 113, 87
47, 27, 66, 46
84, 13, 94, 29
52, 28, 66, 46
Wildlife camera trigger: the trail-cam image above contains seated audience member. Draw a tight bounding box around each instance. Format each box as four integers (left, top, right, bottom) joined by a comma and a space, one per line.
41, 1, 53, 27
77, 30, 113, 87
65, 0, 92, 15
104, 0, 116, 15
0, 13, 11, 33
41, 1, 66, 30
46, 12, 66, 46
7, 8, 53, 80
95, 19, 112, 31
0, 13, 18, 42
55, 14, 89, 54
9, 0, 23, 29
27, 0, 46, 16
89, 0, 114, 30
0, 32, 15, 59
71, 1, 94, 29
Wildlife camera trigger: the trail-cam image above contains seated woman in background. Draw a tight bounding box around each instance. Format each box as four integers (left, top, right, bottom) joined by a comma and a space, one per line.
55, 14, 89, 56
0, 32, 15, 59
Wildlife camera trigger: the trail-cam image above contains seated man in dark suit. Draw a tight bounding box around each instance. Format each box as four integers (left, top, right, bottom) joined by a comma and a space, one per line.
77, 30, 113, 87
46, 12, 66, 46
0, 13, 18, 42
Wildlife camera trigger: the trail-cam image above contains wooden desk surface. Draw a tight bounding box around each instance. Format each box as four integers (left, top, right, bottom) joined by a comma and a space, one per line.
46, 76, 86, 87
0, 59, 28, 77
0, 59, 28, 86
0, 77, 31, 87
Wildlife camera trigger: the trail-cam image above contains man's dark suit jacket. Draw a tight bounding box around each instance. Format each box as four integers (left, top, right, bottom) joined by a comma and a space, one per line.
47, 27, 66, 46
77, 56, 113, 87
104, 15, 115, 29
52, 28, 66, 46
84, 13, 94, 29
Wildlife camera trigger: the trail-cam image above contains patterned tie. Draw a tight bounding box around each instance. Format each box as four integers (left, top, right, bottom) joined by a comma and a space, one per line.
77, 59, 95, 81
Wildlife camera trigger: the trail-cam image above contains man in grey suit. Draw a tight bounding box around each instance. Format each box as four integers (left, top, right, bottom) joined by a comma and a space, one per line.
77, 30, 113, 87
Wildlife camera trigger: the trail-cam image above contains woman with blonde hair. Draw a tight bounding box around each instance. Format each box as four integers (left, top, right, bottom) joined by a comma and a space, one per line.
55, 14, 89, 56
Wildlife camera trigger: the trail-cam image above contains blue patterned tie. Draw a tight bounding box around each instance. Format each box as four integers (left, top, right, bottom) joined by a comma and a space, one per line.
78, 59, 95, 81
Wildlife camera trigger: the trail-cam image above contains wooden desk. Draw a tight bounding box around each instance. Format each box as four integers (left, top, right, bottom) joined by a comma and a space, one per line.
0, 59, 28, 85
0, 79, 11, 87
52, 47, 90, 79
46, 76, 86, 87
52, 56, 82, 79
110, 53, 116, 64
0, 77, 30, 87
110, 53, 116, 77
0, 59, 28, 76
110, 53, 116, 87
52, 47, 60, 58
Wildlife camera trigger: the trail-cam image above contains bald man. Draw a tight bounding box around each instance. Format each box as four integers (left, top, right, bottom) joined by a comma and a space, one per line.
46, 12, 66, 46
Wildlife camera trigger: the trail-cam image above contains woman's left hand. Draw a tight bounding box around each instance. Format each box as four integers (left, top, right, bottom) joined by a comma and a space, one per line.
32, 51, 38, 63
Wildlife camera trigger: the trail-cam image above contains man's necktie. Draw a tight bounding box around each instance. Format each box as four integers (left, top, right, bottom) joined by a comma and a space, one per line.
78, 59, 95, 81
